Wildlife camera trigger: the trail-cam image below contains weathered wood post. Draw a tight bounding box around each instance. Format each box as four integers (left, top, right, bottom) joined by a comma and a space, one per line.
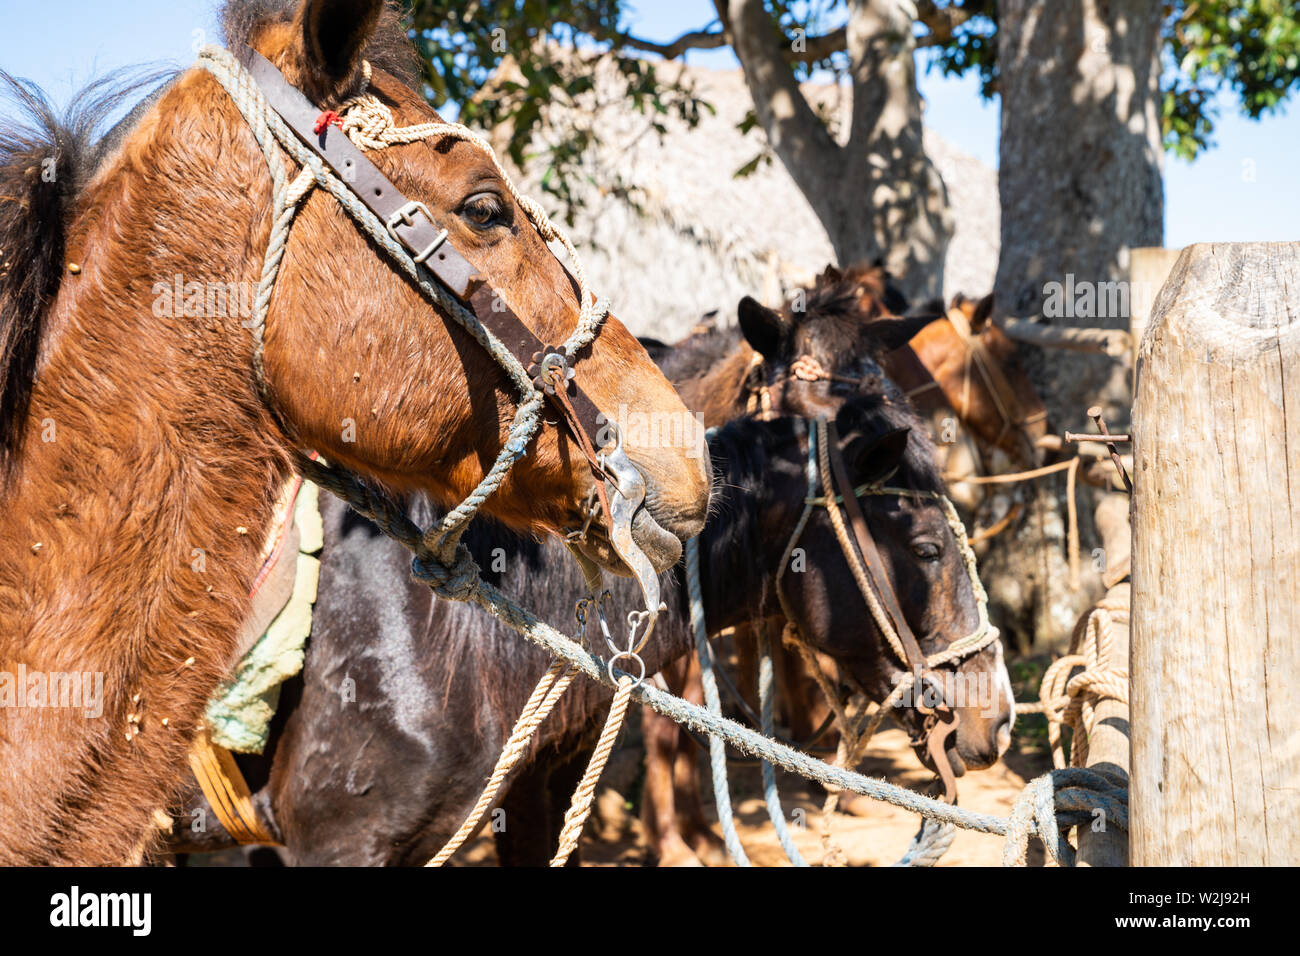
1131, 242, 1300, 865
1126, 246, 1182, 370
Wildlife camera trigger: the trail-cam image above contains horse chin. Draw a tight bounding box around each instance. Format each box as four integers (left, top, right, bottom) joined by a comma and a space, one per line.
901, 710, 969, 780
573, 506, 683, 576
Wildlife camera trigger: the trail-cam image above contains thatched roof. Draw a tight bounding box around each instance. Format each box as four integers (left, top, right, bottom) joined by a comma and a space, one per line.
492, 58, 999, 341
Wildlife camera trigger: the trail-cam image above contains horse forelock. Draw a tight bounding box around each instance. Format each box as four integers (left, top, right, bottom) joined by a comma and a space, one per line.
786, 267, 907, 371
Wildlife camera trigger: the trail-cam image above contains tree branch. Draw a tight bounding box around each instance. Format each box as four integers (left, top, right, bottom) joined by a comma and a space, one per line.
620, 27, 729, 60
621, 23, 847, 65
717, 0, 843, 186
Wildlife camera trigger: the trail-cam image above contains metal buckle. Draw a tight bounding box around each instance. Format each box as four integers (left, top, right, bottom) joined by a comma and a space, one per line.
384, 200, 448, 264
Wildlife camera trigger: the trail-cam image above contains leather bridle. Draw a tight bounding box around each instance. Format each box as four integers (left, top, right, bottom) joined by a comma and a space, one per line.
234, 47, 611, 488
819, 420, 960, 803
738, 348, 997, 800
773, 417, 1005, 805
199, 45, 667, 630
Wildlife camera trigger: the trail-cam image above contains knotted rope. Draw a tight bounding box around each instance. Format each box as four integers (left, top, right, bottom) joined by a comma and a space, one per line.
199, 45, 1127, 868
1019, 584, 1130, 770
1002, 766, 1129, 866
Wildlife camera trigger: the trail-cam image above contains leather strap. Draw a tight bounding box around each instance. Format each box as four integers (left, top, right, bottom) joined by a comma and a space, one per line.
188, 728, 280, 846
823, 421, 929, 680
234, 47, 609, 456
822, 421, 964, 802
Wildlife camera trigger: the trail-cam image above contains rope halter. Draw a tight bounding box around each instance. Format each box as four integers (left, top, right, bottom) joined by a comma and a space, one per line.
194, 44, 665, 642
774, 417, 1004, 802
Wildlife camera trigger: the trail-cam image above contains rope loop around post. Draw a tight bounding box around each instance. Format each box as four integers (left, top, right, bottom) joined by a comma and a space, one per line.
1002, 767, 1130, 867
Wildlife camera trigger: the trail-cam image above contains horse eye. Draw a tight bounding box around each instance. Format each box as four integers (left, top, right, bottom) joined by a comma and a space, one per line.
912, 539, 942, 562
459, 193, 506, 229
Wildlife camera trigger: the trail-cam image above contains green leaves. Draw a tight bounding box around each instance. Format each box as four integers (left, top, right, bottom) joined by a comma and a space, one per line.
406, 0, 1300, 197
916, 0, 1300, 159
1162, 0, 1300, 157
407, 0, 711, 218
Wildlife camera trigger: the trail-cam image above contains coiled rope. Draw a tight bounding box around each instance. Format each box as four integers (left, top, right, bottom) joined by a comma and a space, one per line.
1018, 584, 1130, 770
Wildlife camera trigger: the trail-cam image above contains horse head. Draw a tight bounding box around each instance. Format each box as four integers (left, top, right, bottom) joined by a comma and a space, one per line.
706, 392, 1016, 779
221, 0, 709, 571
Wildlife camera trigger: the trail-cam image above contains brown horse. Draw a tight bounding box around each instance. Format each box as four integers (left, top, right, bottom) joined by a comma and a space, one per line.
640, 269, 1016, 865
0, 0, 707, 865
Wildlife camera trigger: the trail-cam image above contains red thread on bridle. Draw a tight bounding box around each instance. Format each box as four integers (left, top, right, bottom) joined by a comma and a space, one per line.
313, 110, 343, 136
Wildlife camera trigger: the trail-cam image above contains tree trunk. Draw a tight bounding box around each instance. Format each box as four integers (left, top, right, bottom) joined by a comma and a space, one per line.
988, 0, 1163, 648
995, 0, 1164, 421
722, 0, 951, 300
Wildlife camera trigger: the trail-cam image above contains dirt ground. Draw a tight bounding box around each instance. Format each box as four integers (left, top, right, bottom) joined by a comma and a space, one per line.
456, 716, 1054, 867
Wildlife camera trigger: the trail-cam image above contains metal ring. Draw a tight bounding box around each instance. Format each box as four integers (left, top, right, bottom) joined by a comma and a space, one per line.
913, 671, 948, 715
606, 650, 646, 688
625, 607, 658, 655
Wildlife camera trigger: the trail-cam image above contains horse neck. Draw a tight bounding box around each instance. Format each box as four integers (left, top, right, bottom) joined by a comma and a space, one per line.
0, 76, 291, 863
671, 338, 756, 428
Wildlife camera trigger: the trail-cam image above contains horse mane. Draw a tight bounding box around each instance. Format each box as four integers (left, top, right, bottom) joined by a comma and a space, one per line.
696, 414, 796, 617
0, 2, 420, 477
656, 323, 742, 382
790, 265, 912, 362
696, 385, 943, 622
834, 389, 945, 492
220, 0, 419, 86
0, 70, 167, 473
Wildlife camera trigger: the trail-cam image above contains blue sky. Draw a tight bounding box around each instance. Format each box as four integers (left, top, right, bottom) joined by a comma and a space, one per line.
1, 0, 1295, 246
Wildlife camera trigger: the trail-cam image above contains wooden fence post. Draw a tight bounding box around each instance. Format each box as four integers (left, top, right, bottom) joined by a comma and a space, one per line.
1126, 246, 1182, 370
1130, 242, 1300, 865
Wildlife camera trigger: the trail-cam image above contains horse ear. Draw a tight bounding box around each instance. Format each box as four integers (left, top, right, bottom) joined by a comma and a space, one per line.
847, 427, 911, 484
819, 264, 843, 285
738, 296, 788, 361
970, 293, 995, 332
295, 0, 384, 88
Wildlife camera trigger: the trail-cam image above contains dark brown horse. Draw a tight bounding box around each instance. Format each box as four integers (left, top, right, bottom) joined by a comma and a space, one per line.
0, 0, 708, 865
639, 269, 1016, 865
